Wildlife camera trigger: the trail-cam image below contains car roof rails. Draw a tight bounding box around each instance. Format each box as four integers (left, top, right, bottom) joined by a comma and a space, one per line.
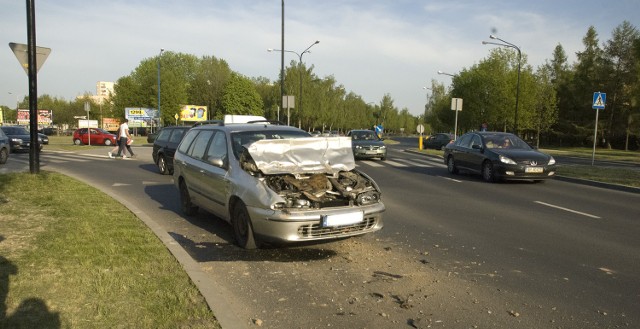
193, 120, 224, 127
246, 120, 286, 125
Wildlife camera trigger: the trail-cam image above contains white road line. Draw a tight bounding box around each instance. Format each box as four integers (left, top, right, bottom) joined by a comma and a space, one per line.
440, 176, 463, 183
534, 201, 601, 219
356, 161, 385, 167
392, 158, 435, 167
382, 160, 408, 167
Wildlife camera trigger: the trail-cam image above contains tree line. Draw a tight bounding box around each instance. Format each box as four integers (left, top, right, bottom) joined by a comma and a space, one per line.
1, 21, 637, 150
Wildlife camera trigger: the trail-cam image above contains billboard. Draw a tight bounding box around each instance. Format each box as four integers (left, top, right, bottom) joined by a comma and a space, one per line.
125, 107, 158, 128
16, 109, 53, 126
179, 105, 208, 122
102, 118, 120, 132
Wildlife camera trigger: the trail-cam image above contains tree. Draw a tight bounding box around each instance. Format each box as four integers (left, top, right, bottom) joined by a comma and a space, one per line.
601, 21, 640, 149
220, 73, 264, 116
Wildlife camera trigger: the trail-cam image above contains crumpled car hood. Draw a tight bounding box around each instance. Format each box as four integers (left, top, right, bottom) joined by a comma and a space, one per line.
246, 137, 355, 175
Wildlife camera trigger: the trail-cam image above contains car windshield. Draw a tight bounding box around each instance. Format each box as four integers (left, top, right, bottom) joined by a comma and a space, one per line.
483, 134, 532, 150
231, 129, 311, 159
2, 127, 29, 134
351, 131, 377, 140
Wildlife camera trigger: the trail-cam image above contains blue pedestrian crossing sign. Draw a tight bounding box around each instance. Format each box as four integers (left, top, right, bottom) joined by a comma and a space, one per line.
592, 92, 606, 109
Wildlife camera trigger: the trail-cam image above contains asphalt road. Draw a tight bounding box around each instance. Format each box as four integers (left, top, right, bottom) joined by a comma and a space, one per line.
3, 144, 639, 329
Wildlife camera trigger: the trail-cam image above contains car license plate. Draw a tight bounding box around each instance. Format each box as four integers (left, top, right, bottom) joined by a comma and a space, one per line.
365, 150, 378, 155
525, 167, 543, 173
322, 212, 364, 227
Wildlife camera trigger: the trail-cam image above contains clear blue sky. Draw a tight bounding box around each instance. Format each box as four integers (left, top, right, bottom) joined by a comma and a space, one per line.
1, 0, 637, 116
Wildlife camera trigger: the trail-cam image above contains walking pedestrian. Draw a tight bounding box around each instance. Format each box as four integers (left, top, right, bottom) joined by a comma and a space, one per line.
115, 119, 132, 159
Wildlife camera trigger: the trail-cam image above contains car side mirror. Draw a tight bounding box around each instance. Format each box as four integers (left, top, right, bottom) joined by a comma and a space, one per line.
208, 156, 227, 169
472, 144, 482, 150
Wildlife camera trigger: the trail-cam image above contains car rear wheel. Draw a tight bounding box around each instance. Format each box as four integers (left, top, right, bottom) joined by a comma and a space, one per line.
179, 179, 198, 216
482, 161, 496, 183
157, 155, 169, 175
232, 201, 258, 250
73, 139, 82, 145
447, 156, 458, 174
0, 148, 8, 164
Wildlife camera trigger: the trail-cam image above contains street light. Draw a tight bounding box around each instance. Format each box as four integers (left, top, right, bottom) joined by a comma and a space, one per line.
268, 40, 320, 126
482, 35, 521, 134
157, 48, 164, 129
437, 70, 454, 77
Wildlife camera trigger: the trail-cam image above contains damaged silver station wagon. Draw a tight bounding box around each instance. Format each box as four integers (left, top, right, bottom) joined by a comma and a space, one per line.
173, 117, 385, 249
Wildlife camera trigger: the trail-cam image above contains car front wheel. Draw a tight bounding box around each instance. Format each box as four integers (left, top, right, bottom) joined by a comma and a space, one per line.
447, 156, 458, 174
0, 148, 8, 164
104, 139, 113, 146
482, 161, 496, 183
232, 201, 258, 250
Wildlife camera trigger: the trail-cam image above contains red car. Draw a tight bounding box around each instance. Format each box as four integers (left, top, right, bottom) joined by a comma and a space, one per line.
72, 128, 117, 146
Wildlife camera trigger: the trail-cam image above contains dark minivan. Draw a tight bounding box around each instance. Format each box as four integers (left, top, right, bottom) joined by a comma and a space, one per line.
152, 126, 191, 174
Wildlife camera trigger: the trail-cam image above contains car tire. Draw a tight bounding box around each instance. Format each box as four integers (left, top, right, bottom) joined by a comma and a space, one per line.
232, 201, 258, 250
73, 139, 82, 145
179, 179, 198, 216
380, 156, 386, 161
104, 139, 113, 146
0, 148, 8, 164
482, 161, 496, 183
447, 156, 458, 174
158, 155, 169, 175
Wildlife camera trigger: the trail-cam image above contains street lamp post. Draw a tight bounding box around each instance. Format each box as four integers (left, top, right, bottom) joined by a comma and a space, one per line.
437, 70, 455, 77
482, 35, 521, 134
157, 48, 164, 129
268, 40, 319, 126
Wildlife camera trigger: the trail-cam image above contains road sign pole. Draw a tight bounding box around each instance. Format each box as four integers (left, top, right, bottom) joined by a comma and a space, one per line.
591, 92, 606, 166
592, 108, 599, 166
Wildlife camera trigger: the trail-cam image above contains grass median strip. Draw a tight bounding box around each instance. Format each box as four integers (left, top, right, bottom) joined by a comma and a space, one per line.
0, 172, 220, 329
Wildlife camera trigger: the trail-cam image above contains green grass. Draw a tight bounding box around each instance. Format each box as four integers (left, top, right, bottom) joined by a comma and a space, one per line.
0, 172, 220, 329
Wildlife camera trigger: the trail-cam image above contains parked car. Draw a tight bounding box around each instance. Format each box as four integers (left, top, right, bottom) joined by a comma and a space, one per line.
0, 126, 43, 152
152, 126, 191, 174
38, 133, 49, 145
72, 128, 117, 146
347, 129, 387, 160
173, 119, 385, 249
0, 128, 10, 164
147, 131, 159, 143
443, 131, 557, 182
424, 133, 454, 150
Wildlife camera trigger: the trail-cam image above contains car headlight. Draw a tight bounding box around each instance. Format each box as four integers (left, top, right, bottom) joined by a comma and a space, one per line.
10, 138, 23, 143
355, 145, 363, 149
499, 154, 516, 165
548, 156, 556, 165
380, 145, 386, 149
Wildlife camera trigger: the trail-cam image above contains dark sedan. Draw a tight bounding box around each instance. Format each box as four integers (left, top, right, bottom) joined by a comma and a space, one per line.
443, 131, 556, 182
347, 129, 387, 160
424, 133, 454, 150
0, 126, 43, 153
152, 126, 190, 174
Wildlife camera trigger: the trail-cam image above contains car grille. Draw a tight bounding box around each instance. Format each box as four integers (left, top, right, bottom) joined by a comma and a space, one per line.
363, 146, 381, 150
297, 215, 378, 238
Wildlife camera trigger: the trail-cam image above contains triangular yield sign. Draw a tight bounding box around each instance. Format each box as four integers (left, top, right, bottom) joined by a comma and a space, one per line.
9, 42, 51, 75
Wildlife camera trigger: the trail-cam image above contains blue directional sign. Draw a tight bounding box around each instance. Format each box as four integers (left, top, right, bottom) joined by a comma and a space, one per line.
592, 92, 606, 109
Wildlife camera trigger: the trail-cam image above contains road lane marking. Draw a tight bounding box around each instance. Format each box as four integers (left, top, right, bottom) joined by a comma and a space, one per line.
440, 176, 463, 182
534, 201, 601, 219
382, 160, 407, 167
356, 161, 385, 167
